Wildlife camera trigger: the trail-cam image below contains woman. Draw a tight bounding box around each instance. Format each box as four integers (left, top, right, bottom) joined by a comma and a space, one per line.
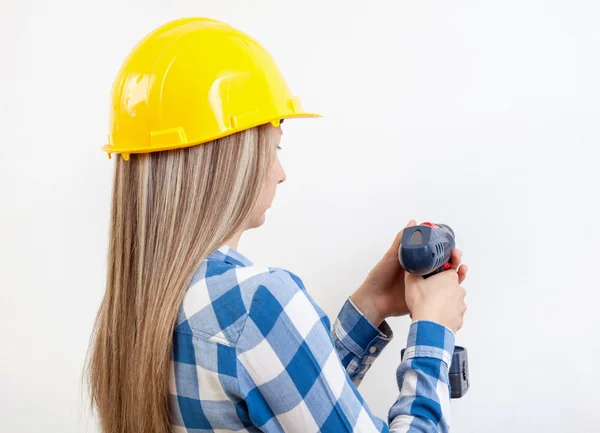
88, 18, 468, 433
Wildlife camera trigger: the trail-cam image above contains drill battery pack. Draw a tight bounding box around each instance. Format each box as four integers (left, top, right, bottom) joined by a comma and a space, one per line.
448, 346, 469, 398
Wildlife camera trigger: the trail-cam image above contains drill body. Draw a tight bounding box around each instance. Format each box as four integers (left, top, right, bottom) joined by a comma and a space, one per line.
398, 222, 456, 278
398, 222, 470, 399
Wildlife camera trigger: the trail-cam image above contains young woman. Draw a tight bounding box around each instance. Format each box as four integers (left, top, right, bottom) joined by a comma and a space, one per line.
88, 17, 468, 433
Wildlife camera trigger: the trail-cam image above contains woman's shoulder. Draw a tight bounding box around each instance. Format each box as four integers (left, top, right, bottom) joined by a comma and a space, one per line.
175, 262, 307, 346
264, 267, 307, 291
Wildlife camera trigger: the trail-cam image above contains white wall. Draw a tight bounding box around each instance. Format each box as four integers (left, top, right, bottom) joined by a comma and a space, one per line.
1, 0, 599, 432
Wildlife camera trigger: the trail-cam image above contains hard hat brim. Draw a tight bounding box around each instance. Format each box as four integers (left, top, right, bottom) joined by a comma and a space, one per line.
102, 112, 322, 159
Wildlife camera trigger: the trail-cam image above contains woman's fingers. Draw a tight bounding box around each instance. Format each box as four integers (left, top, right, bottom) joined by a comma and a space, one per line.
449, 248, 468, 283
390, 219, 417, 254
450, 248, 462, 270
457, 264, 468, 284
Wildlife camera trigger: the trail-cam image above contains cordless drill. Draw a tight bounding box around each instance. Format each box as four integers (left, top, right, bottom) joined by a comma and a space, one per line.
398, 222, 470, 399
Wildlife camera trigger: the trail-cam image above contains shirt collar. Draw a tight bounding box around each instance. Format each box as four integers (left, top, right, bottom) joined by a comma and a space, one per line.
208, 244, 254, 268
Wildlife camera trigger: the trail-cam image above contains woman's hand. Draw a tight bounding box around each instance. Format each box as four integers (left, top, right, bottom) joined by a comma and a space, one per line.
405, 269, 467, 333
350, 219, 468, 328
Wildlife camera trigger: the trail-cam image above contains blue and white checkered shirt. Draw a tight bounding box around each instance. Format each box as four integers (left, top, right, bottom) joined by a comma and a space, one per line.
170, 245, 456, 432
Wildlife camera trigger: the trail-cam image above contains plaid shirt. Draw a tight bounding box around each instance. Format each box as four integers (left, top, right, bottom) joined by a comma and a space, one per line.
170, 245, 455, 432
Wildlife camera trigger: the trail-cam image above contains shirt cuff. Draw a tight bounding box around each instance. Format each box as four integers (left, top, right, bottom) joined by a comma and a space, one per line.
403, 320, 456, 367
333, 298, 393, 362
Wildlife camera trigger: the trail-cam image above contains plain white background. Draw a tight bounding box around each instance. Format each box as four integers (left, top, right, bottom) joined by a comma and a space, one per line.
1, 0, 599, 432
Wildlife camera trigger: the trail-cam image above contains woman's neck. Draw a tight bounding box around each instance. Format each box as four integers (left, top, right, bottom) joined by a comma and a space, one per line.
223, 230, 243, 250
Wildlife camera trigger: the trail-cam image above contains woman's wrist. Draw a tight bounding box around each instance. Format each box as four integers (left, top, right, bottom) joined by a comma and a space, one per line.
350, 289, 386, 328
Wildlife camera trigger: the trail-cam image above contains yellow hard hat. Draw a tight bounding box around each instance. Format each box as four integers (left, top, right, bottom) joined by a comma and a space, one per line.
103, 17, 320, 160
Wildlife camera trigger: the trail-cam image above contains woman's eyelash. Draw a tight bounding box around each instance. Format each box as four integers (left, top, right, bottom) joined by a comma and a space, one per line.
277, 146, 283, 150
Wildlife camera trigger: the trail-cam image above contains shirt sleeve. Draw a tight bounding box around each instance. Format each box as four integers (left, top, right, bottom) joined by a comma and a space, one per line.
235, 269, 455, 432
388, 321, 456, 432
331, 298, 393, 386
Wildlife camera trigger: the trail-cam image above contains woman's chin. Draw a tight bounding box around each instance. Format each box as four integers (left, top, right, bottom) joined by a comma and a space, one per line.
259, 209, 269, 225
248, 211, 267, 229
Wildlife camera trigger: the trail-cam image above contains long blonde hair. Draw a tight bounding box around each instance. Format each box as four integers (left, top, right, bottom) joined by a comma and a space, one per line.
87, 124, 277, 433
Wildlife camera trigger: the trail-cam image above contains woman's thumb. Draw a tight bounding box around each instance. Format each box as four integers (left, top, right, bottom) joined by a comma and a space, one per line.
404, 272, 420, 285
